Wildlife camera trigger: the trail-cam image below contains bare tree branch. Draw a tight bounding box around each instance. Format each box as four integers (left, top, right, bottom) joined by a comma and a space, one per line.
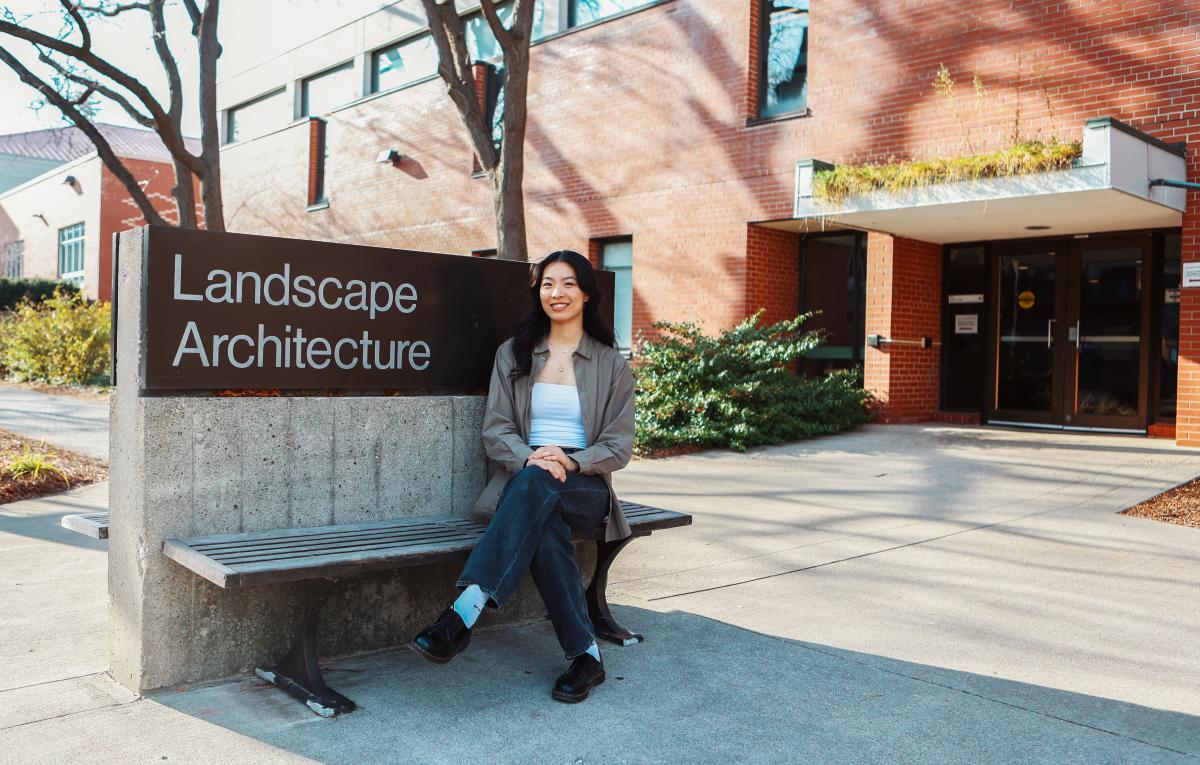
0, 16, 171, 129
68, 84, 95, 105
422, 0, 533, 261
148, 0, 183, 121
180, 0, 201, 34
37, 48, 155, 127
193, 0, 223, 230
73, 2, 152, 16
479, 0, 514, 52
0, 43, 167, 227
420, 0, 497, 170
60, 0, 92, 52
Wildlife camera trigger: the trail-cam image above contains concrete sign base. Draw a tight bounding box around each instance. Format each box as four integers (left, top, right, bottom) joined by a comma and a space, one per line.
108, 228, 579, 692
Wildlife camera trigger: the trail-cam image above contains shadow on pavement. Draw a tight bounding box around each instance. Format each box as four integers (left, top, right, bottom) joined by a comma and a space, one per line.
150, 606, 1198, 765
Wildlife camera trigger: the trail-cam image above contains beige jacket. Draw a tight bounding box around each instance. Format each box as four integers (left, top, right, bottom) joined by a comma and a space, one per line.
469, 332, 634, 542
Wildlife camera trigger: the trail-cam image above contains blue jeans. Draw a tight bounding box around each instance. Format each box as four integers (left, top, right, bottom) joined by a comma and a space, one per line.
457, 459, 610, 659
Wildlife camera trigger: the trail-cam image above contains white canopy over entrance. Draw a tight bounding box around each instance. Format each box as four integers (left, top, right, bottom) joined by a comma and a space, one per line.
771, 118, 1187, 243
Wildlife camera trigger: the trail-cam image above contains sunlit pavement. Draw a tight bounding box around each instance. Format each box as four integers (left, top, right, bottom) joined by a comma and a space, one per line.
4, 423, 1199, 763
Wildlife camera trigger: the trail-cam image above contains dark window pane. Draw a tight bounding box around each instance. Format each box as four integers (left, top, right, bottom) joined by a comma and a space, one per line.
942, 246, 986, 410
800, 233, 864, 378
760, 0, 808, 118
1160, 233, 1180, 419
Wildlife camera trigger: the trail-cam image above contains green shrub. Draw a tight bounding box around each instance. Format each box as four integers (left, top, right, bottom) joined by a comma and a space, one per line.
5, 443, 67, 484
0, 278, 78, 312
634, 311, 873, 453
0, 290, 111, 385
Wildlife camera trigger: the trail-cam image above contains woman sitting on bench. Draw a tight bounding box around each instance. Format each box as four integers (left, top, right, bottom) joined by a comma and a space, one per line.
411, 249, 634, 703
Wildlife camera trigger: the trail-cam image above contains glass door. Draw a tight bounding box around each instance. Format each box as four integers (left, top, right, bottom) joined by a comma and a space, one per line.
991, 244, 1065, 425
1062, 236, 1150, 430
988, 234, 1151, 431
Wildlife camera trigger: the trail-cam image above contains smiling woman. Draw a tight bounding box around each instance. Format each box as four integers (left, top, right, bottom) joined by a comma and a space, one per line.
410, 248, 636, 704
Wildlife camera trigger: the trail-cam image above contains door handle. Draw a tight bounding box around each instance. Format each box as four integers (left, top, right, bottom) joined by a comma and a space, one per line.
1047, 319, 1056, 349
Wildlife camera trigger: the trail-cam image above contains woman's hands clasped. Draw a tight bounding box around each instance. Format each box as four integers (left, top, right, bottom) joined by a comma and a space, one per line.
526, 446, 579, 483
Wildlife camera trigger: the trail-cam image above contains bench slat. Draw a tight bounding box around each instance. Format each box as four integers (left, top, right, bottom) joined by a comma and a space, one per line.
162, 501, 691, 588
61, 512, 110, 540
211, 529, 485, 566
193, 522, 475, 556
163, 538, 240, 588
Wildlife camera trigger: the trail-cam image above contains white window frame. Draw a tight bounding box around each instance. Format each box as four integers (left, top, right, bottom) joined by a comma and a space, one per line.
3, 240, 22, 279
58, 223, 85, 287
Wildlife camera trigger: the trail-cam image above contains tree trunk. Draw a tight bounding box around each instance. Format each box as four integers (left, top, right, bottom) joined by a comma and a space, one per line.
195, 0, 224, 231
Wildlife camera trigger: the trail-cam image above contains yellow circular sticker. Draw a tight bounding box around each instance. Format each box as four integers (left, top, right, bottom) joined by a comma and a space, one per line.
1018, 290, 1036, 309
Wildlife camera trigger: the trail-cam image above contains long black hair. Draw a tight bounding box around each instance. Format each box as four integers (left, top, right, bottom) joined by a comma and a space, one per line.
509, 250, 616, 380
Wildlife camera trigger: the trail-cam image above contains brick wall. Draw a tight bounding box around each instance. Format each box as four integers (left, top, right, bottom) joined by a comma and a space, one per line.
98, 156, 191, 302
217, 0, 1200, 440
745, 225, 799, 326
864, 233, 942, 423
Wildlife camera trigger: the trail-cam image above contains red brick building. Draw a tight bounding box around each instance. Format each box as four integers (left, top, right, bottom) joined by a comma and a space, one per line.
0, 123, 193, 301
215, 1, 1200, 444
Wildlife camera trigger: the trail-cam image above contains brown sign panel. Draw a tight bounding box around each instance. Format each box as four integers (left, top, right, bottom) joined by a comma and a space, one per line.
140, 227, 613, 392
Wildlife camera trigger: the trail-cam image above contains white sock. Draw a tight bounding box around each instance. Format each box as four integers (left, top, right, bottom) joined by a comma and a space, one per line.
584, 641, 601, 661
452, 584, 487, 629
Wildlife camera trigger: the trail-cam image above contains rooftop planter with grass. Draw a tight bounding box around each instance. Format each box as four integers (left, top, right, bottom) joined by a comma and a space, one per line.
811, 139, 1083, 205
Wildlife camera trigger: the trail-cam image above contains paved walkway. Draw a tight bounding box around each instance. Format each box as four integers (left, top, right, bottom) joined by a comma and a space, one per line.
3, 425, 1200, 763
0, 385, 108, 460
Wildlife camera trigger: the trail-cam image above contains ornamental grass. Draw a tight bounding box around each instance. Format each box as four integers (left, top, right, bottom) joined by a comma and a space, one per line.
812, 140, 1083, 205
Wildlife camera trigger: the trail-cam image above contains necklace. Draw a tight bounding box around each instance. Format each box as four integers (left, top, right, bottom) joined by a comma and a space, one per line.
547, 343, 576, 373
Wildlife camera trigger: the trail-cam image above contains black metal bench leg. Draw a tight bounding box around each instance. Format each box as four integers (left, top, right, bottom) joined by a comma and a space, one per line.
254, 583, 356, 717
586, 536, 644, 646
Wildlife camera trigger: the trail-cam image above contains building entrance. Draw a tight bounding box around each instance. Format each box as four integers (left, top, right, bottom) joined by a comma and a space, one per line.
989, 234, 1151, 431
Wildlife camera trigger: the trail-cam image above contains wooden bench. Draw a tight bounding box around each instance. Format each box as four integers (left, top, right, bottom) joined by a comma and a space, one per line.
160, 500, 690, 717
61, 511, 109, 539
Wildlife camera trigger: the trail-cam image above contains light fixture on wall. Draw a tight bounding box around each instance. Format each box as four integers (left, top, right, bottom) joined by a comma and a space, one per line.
32, 213, 48, 226
376, 148, 403, 165
63, 175, 76, 186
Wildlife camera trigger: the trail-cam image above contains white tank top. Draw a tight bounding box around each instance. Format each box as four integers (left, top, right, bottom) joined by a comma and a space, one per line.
529, 383, 587, 449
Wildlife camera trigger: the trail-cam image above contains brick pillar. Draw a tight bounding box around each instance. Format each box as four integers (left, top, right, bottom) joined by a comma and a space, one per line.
864, 233, 942, 423
1176, 190, 1200, 445
745, 225, 800, 325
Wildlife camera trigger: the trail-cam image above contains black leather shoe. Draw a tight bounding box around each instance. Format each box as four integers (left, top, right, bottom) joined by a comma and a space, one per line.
410, 608, 471, 664
552, 653, 605, 703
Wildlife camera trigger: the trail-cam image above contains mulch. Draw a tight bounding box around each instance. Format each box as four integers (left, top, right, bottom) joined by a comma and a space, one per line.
1120, 479, 1200, 529
0, 429, 108, 505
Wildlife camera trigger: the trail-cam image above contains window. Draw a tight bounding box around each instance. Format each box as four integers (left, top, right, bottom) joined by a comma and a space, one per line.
372, 34, 439, 94
758, 0, 809, 119
941, 246, 987, 411
799, 233, 865, 378
1159, 233, 1181, 419
3, 240, 22, 278
226, 88, 287, 144
301, 61, 356, 117
58, 223, 85, 287
599, 239, 633, 352
484, 64, 504, 155
307, 118, 328, 208
568, 0, 656, 26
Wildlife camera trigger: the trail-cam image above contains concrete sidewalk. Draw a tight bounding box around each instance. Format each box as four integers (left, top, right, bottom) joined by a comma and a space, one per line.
0, 384, 108, 460
4, 425, 1200, 763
